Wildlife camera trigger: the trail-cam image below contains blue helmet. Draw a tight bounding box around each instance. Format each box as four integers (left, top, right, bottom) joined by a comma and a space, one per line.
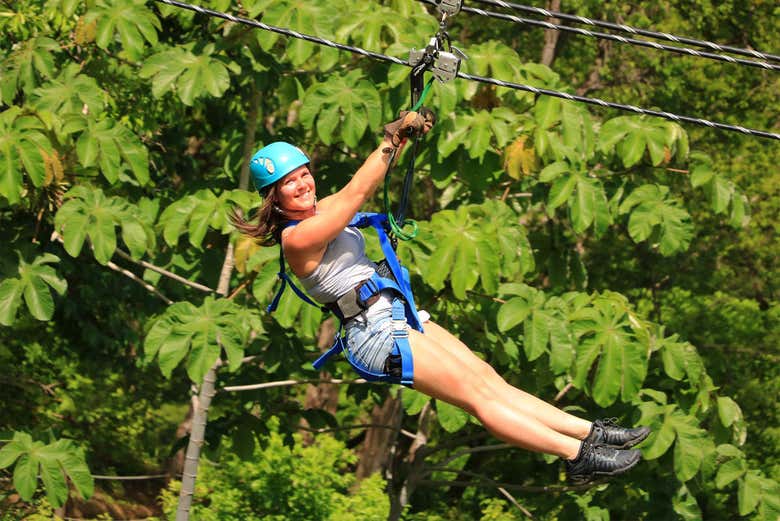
249, 141, 310, 192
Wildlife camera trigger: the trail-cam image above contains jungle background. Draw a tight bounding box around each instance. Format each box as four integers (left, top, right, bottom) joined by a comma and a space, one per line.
1, 0, 778, 519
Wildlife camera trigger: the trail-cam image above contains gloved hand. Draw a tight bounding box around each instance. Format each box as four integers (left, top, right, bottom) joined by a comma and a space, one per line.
383, 107, 437, 147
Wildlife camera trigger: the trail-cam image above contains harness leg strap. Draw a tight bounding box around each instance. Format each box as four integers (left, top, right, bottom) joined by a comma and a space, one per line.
391, 298, 415, 386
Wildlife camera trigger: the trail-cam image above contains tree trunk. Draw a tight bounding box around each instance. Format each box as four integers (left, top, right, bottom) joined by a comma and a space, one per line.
175, 370, 217, 521
389, 401, 433, 521
168, 394, 196, 477
576, 40, 610, 96
540, 0, 562, 67
301, 318, 339, 445
356, 391, 403, 481
174, 83, 261, 521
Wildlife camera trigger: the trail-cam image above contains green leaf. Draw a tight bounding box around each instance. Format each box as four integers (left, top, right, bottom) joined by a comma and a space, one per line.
0, 440, 24, 469
13, 454, 37, 501
570, 176, 601, 234
534, 96, 561, 130
22, 276, 54, 321
618, 128, 646, 168
0, 279, 24, 326
0, 109, 52, 203
538, 161, 569, 183
672, 484, 702, 521
300, 71, 382, 148
547, 173, 576, 211
690, 163, 714, 187
66, 115, 149, 185
671, 411, 710, 481
638, 406, 676, 460
402, 389, 430, 415
436, 400, 470, 433
523, 310, 550, 361
145, 297, 256, 381
739, 471, 762, 516
58, 444, 94, 499
496, 296, 532, 332
549, 318, 574, 374
157, 332, 193, 378
140, 45, 235, 105
86, 0, 160, 61
39, 455, 68, 508
717, 397, 742, 428
706, 176, 732, 214
619, 185, 693, 256
715, 455, 746, 488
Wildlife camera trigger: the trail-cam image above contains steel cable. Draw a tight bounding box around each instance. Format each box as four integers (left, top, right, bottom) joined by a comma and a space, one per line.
470, 0, 780, 64
456, 71, 780, 140
418, 0, 780, 71
152, 0, 780, 141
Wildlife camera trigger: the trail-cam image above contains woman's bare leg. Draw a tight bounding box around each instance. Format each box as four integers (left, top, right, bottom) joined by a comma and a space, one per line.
408, 329, 581, 460
421, 321, 592, 440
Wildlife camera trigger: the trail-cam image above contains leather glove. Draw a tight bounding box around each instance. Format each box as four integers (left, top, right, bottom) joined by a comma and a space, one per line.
383, 107, 436, 147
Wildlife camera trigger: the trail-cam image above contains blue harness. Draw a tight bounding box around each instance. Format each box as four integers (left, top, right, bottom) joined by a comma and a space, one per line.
267, 212, 423, 386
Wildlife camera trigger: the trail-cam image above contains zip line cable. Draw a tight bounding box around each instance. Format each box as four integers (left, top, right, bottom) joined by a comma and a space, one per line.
152, 0, 780, 141
417, 0, 780, 71
470, 0, 780, 64
456, 70, 779, 140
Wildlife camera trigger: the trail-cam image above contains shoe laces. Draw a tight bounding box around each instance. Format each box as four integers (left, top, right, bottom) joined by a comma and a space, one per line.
597, 417, 619, 428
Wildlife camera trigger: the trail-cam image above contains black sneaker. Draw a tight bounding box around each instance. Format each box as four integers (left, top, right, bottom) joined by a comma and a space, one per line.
586, 418, 651, 449
565, 442, 642, 484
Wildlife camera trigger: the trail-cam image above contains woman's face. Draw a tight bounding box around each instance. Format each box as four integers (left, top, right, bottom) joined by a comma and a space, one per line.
277, 165, 316, 213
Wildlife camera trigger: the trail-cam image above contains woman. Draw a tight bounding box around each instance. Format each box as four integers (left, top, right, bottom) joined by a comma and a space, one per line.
233, 110, 650, 484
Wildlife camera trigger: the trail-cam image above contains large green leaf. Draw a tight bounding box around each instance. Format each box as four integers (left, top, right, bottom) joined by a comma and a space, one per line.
569, 294, 649, 404
599, 117, 686, 167
0, 107, 53, 203
144, 296, 260, 382
659, 334, 703, 383
0, 253, 67, 325
55, 187, 156, 264
437, 109, 520, 161
618, 184, 693, 256
245, 0, 331, 64
158, 189, 259, 248
0, 36, 59, 102
139, 43, 239, 106
637, 397, 711, 481
85, 0, 160, 60
62, 114, 149, 185
299, 70, 382, 147
0, 432, 93, 508
31, 63, 109, 117
409, 201, 530, 299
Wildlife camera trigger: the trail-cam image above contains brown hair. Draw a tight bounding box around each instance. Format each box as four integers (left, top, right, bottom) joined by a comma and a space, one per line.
230, 184, 287, 246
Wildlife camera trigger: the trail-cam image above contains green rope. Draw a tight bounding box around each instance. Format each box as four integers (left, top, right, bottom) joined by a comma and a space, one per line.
383, 76, 434, 241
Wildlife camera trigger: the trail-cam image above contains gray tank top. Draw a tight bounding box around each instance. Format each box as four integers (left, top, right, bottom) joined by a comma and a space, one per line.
296, 227, 376, 303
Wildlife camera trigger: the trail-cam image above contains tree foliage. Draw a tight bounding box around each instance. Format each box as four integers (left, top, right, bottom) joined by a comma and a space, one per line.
1, 0, 778, 518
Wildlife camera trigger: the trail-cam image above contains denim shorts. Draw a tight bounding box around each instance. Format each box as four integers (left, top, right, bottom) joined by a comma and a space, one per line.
344, 302, 397, 374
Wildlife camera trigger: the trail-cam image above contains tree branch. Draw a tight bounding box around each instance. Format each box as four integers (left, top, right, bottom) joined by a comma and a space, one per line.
418, 470, 597, 492
114, 249, 214, 293
297, 423, 417, 440
221, 378, 369, 392
435, 443, 513, 470
554, 382, 573, 403
106, 260, 173, 305
498, 486, 535, 519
